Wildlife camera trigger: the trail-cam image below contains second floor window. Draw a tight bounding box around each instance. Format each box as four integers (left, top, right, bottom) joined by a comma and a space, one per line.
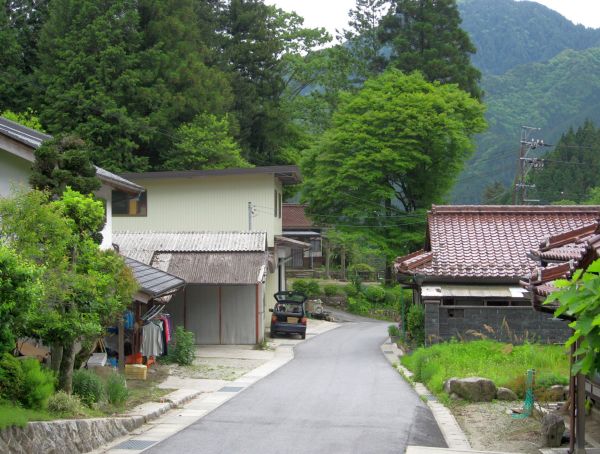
112, 190, 147, 216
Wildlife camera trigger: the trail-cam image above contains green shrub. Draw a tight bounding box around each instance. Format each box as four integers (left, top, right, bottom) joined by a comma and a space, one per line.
348, 263, 375, 274
388, 324, 401, 337
47, 391, 83, 416
291, 279, 321, 298
343, 283, 359, 297
105, 372, 128, 408
323, 284, 342, 297
407, 304, 425, 346
347, 295, 370, 316
364, 285, 386, 303
536, 371, 569, 388
72, 369, 104, 406
19, 359, 55, 409
0, 353, 24, 404
171, 327, 196, 366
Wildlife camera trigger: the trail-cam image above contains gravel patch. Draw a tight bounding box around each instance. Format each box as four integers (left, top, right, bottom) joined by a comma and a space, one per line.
169, 357, 270, 381
452, 401, 542, 454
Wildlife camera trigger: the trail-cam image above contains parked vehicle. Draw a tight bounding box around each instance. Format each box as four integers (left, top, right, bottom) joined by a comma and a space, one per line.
270, 291, 307, 339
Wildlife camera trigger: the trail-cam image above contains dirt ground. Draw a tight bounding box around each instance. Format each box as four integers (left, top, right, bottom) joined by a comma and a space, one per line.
168, 357, 269, 381
452, 401, 546, 454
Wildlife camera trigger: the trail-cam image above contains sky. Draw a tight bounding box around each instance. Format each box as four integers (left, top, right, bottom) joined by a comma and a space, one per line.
266, 0, 600, 41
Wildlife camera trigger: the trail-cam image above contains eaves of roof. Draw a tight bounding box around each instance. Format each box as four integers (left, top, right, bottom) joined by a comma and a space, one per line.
120, 165, 301, 185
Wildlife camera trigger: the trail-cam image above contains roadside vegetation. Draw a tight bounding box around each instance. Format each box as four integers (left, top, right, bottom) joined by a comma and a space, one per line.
400, 340, 569, 400
290, 277, 412, 322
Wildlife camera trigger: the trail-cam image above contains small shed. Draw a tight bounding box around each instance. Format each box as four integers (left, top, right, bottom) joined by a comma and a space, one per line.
115, 231, 269, 345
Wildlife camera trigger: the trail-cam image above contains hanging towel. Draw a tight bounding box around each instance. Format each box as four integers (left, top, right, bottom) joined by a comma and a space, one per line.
141, 322, 163, 357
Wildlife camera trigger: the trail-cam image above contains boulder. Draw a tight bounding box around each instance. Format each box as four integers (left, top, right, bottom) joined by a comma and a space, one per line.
448, 377, 497, 402
496, 387, 518, 401
541, 412, 565, 447
443, 377, 458, 395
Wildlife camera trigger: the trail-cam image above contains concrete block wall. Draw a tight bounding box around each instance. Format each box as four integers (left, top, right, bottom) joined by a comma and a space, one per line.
424, 301, 570, 344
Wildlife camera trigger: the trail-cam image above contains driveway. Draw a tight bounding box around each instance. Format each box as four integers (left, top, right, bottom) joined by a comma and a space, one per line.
144, 319, 446, 454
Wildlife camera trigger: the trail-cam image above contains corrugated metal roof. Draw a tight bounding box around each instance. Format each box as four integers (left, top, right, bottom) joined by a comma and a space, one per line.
114, 231, 267, 264
124, 256, 185, 297
153, 252, 267, 285
0, 117, 143, 193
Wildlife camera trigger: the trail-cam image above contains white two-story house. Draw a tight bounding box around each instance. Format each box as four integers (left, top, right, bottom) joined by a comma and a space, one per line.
111, 167, 305, 344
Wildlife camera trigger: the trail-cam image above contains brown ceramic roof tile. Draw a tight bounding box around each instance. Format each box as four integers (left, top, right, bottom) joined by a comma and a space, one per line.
522, 221, 600, 316
282, 204, 314, 229
395, 205, 600, 279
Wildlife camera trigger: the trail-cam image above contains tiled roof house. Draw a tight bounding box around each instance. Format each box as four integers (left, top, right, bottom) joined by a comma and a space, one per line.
395, 205, 600, 343
282, 203, 321, 270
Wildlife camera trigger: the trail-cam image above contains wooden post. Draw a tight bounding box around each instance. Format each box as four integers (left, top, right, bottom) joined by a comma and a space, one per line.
569, 342, 576, 454
118, 317, 125, 372
183, 286, 187, 330
576, 371, 586, 453
325, 241, 331, 279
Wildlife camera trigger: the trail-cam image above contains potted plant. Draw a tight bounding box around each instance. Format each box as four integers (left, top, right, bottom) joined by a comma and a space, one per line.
388, 324, 401, 344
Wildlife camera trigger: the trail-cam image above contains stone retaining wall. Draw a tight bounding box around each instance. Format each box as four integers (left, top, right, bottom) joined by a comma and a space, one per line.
0, 389, 200, 454
0, 416, 144, 454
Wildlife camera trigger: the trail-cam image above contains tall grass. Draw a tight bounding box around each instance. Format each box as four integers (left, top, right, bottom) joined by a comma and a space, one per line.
401, 339, 569, 398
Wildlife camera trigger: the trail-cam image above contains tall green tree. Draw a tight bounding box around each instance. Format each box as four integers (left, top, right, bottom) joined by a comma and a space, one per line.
163, 113, 251, 170
302, 69, 486, 280
136, 0, 233, 167
30, 135, 101, 199
35, 0, 149, 172
0, 0, 26, 111
340, 0, 390, 81
221, 0, 329, 165
529, 121, 600, 204
379, 0, 482, 99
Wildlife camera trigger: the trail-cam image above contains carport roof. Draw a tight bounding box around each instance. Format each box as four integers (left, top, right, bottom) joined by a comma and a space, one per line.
124, 256, 185, 298
152, 252, 267, 285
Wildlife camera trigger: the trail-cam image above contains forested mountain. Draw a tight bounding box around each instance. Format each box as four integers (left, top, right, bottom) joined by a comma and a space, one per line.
453, 47, 600, 203
451, 0, 600, 203
458, 0, 600, 75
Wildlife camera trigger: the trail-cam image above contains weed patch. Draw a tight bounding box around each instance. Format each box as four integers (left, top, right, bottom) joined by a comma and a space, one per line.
401, 340, 569, 399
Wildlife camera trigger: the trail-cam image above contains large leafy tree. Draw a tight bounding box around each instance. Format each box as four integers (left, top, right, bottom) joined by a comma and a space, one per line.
163, 113, 251, 170
0, 246, 42, 354
302, 69, 486, 280
0, 189, 136, 393
379, 0, 482, 99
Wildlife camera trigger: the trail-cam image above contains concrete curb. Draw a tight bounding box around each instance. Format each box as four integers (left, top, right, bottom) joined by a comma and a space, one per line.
380, 340, 472, 451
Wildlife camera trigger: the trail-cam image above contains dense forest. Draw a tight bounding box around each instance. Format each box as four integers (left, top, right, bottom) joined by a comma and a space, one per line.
453, 0, 600, 203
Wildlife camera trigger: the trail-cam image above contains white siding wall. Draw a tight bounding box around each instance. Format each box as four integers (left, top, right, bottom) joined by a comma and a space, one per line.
113, 174, 283, 247
0, 151, 31, 197
95, 185, 113, 250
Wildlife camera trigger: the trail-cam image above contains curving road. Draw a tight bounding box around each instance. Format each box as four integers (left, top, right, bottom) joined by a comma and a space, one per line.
145, 318, 446, 454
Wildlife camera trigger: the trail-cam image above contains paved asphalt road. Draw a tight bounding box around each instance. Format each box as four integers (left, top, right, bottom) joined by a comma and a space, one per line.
145, 318, 446, 454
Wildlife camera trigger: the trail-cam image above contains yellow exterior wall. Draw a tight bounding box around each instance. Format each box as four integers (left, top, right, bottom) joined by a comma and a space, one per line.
112, 173, 283, 247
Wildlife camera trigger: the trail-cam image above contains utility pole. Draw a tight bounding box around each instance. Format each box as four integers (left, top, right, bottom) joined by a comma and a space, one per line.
248, 202, 253, 230
513, 126, 550, 205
